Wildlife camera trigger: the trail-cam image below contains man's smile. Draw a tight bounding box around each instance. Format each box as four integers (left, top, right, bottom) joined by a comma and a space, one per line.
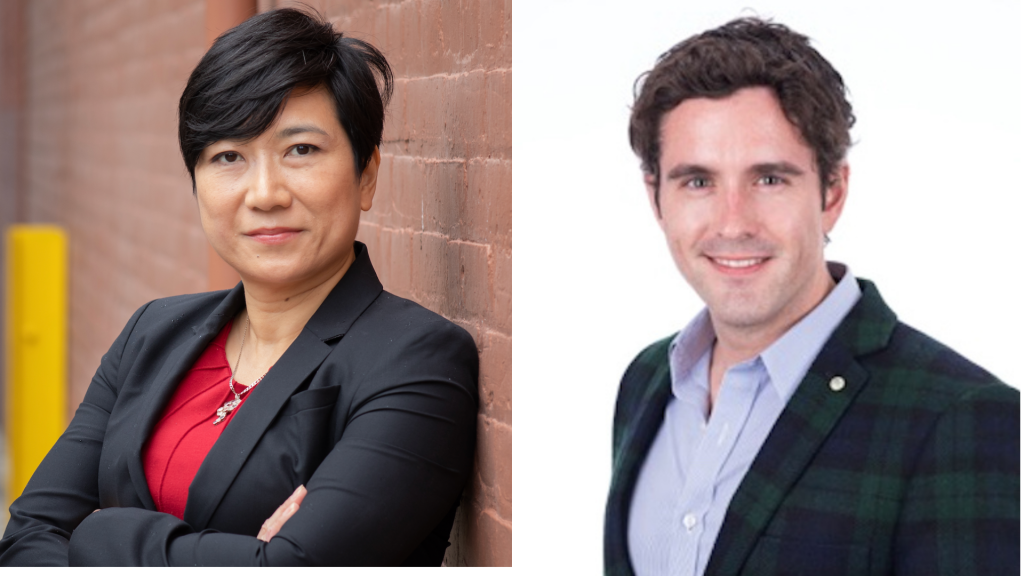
706, 256, 771, 275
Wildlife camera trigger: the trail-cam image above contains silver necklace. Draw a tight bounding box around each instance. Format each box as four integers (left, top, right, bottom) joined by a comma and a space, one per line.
213, 316, 267, 425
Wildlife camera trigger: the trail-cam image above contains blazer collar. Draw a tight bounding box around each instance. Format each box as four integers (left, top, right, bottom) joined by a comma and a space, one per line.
301, 241, 384, 343
125, 242, 383, 526
705, 278, 898, 576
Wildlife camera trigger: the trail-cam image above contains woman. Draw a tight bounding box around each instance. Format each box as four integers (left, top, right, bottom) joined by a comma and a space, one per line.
0, 8, 478, 566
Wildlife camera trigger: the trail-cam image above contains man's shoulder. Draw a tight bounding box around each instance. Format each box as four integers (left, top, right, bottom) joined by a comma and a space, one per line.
625, 335, 675, 375
867, 320, 1017, 407
619, 335, 676, 393
839, 277, 1015, 407
613, 335, 676, 422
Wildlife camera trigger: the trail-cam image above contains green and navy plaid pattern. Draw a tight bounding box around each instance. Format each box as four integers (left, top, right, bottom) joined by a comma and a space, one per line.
605, 279, 1020, 576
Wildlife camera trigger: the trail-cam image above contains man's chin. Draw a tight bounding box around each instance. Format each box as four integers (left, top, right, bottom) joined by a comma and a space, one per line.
703, 293, 775, 331
708, 308, 772, 331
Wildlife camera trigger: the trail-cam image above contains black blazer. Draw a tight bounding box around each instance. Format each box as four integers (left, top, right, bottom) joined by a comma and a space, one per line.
0, 243, 479, 566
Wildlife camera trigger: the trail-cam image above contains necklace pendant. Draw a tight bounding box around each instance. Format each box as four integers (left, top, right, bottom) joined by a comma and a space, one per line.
213, 398, 241, 425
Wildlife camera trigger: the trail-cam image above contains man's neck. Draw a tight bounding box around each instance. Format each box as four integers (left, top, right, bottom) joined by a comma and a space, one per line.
706, 268, 837, 407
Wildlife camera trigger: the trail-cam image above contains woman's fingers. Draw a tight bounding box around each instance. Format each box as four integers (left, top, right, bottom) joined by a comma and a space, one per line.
257, 485, 306, 542
289, 484, 307, 507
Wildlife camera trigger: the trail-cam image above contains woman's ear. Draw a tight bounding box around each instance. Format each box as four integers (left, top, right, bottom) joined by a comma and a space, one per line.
359, 147, 380, 211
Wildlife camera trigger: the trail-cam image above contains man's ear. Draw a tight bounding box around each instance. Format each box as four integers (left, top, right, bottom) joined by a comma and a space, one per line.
645, 173, 663, 221
822, 162, 849, 235
359, 147, 380, 211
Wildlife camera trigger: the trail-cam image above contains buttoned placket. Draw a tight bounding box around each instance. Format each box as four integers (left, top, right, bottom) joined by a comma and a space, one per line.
667, 358, 765, 576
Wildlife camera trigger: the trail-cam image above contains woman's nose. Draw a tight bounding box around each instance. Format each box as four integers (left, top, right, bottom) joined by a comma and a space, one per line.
244, 159, 292, 211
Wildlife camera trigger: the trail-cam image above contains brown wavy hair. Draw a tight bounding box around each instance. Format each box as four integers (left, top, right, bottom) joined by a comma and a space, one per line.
629, 17, 855, 209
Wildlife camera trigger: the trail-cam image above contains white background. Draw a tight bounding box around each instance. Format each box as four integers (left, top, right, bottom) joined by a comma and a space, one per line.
513, 0, 1023, 570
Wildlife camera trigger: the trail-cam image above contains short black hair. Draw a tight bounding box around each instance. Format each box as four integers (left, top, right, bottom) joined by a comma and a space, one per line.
630, 17, 854, 209
178, 8, 393, 192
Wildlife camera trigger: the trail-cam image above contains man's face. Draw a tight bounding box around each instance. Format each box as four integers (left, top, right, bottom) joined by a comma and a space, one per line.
650, 86, 847, 342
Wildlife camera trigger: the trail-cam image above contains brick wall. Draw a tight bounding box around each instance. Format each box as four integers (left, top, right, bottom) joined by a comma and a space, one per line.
24, 0, 210, 415
0, 0, 28, 426
15, 0, 511, 566
309, 0, 513, 566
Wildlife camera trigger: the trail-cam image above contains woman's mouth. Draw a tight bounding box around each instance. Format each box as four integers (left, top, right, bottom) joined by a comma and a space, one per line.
246, 227, 301, 245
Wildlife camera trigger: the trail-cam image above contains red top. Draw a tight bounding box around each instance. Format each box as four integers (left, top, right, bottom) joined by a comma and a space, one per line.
142, 321, 259, 520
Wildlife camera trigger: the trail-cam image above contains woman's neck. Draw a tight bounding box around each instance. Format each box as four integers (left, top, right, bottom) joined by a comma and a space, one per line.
229, 250, 355, 380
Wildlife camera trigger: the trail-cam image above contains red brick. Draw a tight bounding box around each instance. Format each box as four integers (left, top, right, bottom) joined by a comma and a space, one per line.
402, 76, 446, 157
378, 153, 423, 232
493, 250, 510, 329
448, 70, 487, 158
461, 507, 512, 567
409, 231, 449, 316
384, 227, 414, 298
485, 69, 511, 158
479, 331, 511, 423
421, 160, 465, 236
458, 240, 490, 322
464, 158, 511, 250
475, 415, 511, 519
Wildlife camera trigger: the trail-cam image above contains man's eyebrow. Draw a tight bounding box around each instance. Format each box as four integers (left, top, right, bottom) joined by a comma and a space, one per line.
664, 164, 713, 181
751, 162, 805, 176
275, 125, 329, 139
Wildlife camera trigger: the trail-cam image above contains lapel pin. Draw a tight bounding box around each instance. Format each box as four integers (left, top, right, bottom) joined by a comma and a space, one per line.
828, 376, 846, 392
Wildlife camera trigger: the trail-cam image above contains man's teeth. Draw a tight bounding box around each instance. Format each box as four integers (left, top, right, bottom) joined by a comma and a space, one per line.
714, 258, 765, 268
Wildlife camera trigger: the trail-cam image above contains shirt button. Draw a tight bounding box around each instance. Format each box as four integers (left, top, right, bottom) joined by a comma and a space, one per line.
829, 376, 846, 392
683, 513, 697, 532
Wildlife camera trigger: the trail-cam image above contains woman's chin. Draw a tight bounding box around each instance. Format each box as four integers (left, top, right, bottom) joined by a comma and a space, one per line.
235, 259, 351, 293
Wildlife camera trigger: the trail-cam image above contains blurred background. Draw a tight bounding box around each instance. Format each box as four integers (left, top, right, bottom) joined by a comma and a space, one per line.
0, 0, 511, 566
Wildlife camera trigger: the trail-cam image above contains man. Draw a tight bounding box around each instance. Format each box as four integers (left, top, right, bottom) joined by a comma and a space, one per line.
604, 18, 1019, 576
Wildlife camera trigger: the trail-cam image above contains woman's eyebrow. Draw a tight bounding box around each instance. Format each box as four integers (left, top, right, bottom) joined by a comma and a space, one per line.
276, 125, 329, 139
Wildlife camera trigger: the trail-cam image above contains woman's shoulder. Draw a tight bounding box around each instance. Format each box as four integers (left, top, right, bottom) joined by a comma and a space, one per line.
124, 289, 238, 337
361, 290, 475, 344
333, 290, 479, 380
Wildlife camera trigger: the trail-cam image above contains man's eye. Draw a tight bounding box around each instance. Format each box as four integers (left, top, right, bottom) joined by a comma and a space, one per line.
758, 175, 784, 186
686, 177, 711, 189
215, 152, 240, 163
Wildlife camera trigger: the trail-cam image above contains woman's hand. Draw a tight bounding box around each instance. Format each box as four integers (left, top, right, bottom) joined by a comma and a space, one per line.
257, 485, 306, 542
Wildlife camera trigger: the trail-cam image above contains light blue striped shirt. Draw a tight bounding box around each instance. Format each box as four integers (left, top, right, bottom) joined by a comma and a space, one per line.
628, 263, 861, 576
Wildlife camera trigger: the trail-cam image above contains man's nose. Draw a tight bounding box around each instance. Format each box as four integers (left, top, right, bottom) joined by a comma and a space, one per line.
715, 184, 759, 238
244, 158, 292, 211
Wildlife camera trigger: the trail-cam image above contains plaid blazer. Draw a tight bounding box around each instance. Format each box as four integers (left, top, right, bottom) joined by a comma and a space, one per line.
605, 279, 1019, 576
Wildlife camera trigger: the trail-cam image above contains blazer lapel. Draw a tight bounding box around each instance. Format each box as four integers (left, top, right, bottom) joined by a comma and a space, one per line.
183, 329, 333, 529
706, 279, 898, 576
183, 242, 384, 529
124, 284, 246, 510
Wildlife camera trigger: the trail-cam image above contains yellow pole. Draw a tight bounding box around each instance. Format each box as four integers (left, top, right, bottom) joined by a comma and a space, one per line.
5, 225, 67, 505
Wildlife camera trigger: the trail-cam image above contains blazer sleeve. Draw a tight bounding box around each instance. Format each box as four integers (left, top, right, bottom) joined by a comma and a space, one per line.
66, 318, 479, 566
0, 302, 151, 566
892, 382, 1020, 576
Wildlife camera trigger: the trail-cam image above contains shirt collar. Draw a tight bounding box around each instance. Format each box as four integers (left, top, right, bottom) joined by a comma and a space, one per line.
759, 262, 861, 402
668, 262, 861, 402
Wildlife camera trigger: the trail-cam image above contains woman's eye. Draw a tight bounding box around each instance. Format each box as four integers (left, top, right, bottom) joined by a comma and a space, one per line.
291, 144, 316, 156
215, 152, 240, 163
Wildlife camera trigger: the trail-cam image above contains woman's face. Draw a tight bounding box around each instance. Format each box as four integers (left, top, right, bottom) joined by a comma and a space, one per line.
194, 86, 378, 290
